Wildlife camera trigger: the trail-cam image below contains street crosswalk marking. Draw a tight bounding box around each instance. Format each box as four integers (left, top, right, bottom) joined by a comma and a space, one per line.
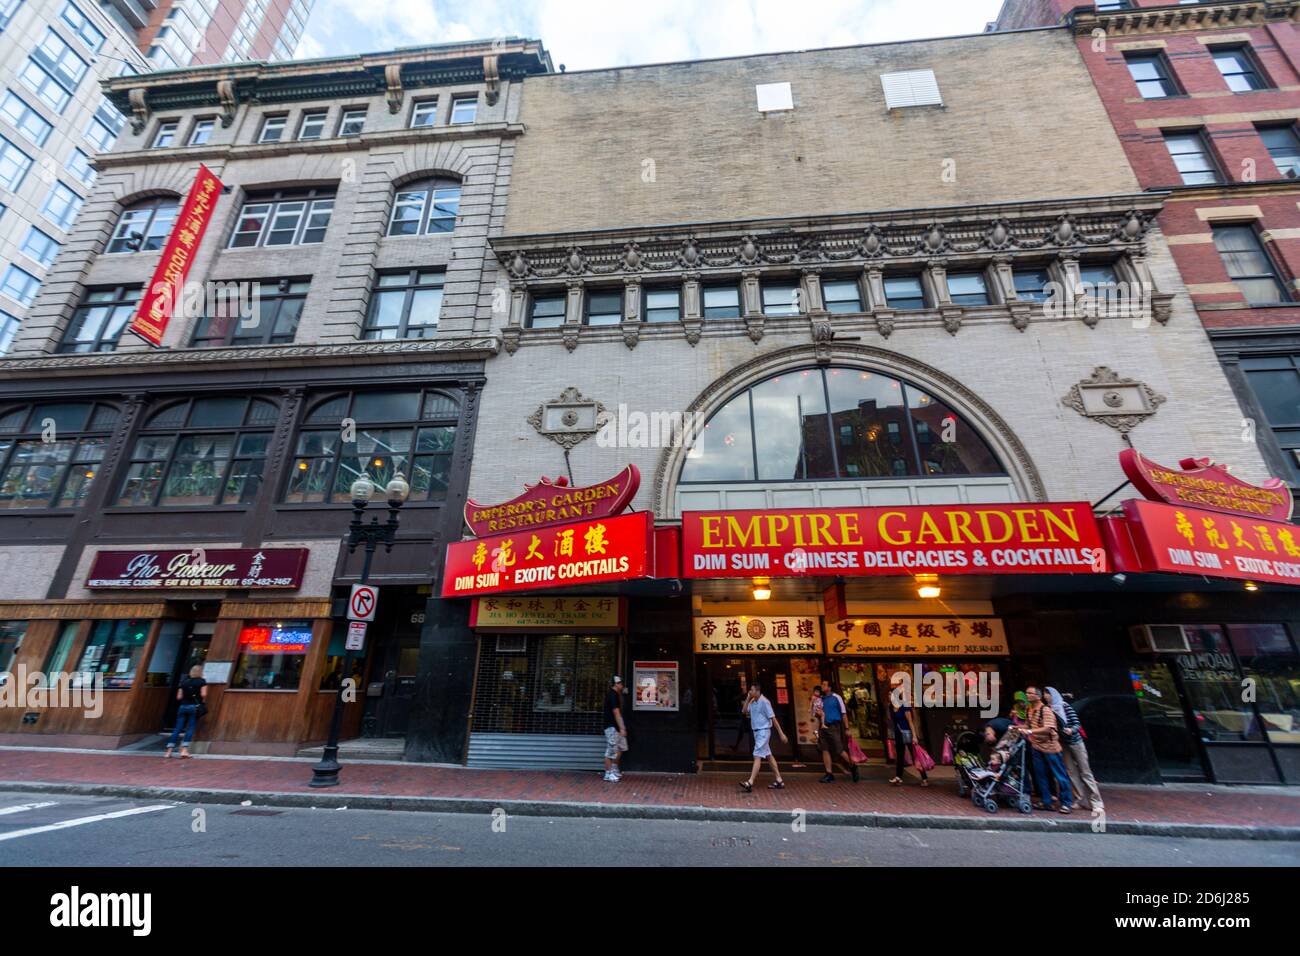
0, 802, 58, 817
0, 804, 174, 842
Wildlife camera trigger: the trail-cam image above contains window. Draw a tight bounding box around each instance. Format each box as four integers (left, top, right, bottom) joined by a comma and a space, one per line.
285, 389, 459, 504
761, 281, 801, 316
338, 108, 366, 136
42, 180, 81, 230
387, 179, 460, 236
57, 284, 141, 353
1164, 130, 1220, 185
298, 110, 327, 140
1096, 0, 1131, 8
0, 133, 33, 190
228, 189, 334, 248
883, 275, 926, 310
880, 69, 942, 109
0, 0, 22, 31
1079, 263, 1120, 297
0, 401, 117, 508
231, 621, 313, 690
1125, 52, 1178, 99
0, 309, 16, 355
151, 120, 178, 148
823, 278, 862, 313
79, 620, 150, 689
947, 271, 990, 306
20, 225, 58, 267
257, 114, 287, 143
1012, 268, 1053, 302
191, 278, 308, 347
1213, 225, 1289, 305
67, 147, 93, 186
680, 366, 1005, 483
0, 265, 39, 307
584, 289, 623, 326
44, 621, 79, 676
449, 96, 477, 124
1226, 624, 1300, 746
187, 117, 214, 146
644, 287, 680, 323
61, 2, 104, 51
1, 91, 52, 147
0, 620, 23, 675
363, 270, 443, 340
1258, 124, 1300, 180
21, 30, 87, 112
1212, 46, 1268, 92
85, 99, 123, 151
410, 99, 438, 128
703, 284, 741, 319
116, 397, 278, 507
106, 197, 178, 254
528, 294, 565, 329
1243, 354, 1300, 483
147, 44, 178, 69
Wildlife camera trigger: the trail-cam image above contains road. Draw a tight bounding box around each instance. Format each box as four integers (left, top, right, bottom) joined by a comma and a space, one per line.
0, 790, 1295, 866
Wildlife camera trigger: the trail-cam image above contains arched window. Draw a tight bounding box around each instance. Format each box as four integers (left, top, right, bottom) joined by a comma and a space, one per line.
106, 196, 178, 253
116, 396, 279, 507
387, 178, 460, 236
680, 366, 1005, 483
0, 400, 119, 509
285, 389, 459, 503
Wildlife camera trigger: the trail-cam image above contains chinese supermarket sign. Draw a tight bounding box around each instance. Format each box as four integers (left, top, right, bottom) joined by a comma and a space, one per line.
693, 616, 822, 654
1120, 449, 1292, 522
442, 510, 653, 597
1120, 499, 1300, 586
128, 164, 223, 347
681, 504, 1106, 578
470, 595, 624, 631
825, 617, 1008, 656
86, 548, 308, 589
464, 466, 640, 536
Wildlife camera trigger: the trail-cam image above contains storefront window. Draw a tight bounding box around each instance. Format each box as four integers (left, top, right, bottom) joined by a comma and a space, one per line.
0, 620, 26, 674
231, 621, 312, 690
144, 620, 186, 688
320, 627, 365, 690
473, 634, 618, 734
75, 620, 150, 689
44, 621, 79, 675
1226, 623, 1300, 745
1173, 625, 1264, 742
0, 401, 118, 509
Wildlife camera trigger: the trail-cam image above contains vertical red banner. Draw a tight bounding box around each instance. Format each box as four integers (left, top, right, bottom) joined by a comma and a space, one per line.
128, 164, 224, 347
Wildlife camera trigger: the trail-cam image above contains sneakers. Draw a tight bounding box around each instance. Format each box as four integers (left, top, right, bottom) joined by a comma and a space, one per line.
603, 769, 622, 782
819, 773, 835, 783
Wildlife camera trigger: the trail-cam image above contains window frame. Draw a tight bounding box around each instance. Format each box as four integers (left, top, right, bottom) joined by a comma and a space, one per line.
187, 117, 215, 146
1124, 50, 1180, 99
337, 108, 366, 136
946, 270, 991, 307
19, 224, 59, 267
1212, 223, 1291, 306
227, 188, 335, 249
643, 286, 681, 323
151, 119, 178, 148
190, 277, 309, 348
822, 277, 863, 314
60, 2, 105, 52
0, 400, 118, 510
256, 114, 288, 144
1, 90, 53, 148
760, 279, 802, 316
1257, 123, 1300, 180
584, 288, 624, 326
105, 196, 179, 254
0, 133, 33, 191
449, 95, 478, 125
0, 263, 39, 307
56, 284, 142, 353
297, 110, 327, 141
702, 283, 742, 320
385, 179, 461, 237
527, 293, 566, 329
362, 269, 444, 341
882, 273, 927, 310
1163, 128, 1222, 186
1210, 44, 1271, 93
410, 98, 438, 128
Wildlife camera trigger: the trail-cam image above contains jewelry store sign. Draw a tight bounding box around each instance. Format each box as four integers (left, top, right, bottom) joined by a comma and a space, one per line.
826, 618, 1008, 657
693, 616, 822, 654
470, 596, 624, 632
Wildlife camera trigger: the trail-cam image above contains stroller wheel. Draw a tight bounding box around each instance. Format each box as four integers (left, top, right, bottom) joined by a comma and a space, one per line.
982, 797, 998, 814
1017, 796, 1033, 814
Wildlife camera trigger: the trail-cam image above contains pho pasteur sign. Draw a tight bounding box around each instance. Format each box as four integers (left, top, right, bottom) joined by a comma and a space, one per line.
1119, 450, 1292, 522
87, 548, 308, 589
464, 466, 640, 536
694, 615, 822, 654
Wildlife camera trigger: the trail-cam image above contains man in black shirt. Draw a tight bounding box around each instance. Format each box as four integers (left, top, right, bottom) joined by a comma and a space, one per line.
603, 676, 628, 782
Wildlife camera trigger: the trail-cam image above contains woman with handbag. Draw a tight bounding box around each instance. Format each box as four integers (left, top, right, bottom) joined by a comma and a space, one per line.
887, 689, 928, 787
165, 665, 208, 759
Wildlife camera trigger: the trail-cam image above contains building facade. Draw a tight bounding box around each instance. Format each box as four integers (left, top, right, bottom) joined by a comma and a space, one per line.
103, 0, 314, 68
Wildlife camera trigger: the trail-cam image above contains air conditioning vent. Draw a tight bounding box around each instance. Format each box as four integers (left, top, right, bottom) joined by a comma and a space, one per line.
881, 69, 942, 109
1130, 624, 1191, 654
495, 635, 526, 653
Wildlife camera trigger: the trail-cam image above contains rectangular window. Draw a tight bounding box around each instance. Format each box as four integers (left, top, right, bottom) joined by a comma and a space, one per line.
85, 99, 123, 151
410, 99, 438, 128
187, 117, 214, 146
1012, 268, 1053, 303
22, 30, 87, 112
529, 294, 566, 329
0, 620, 25, 673
81, 619, 151, 689
947, 271, 990, 306
883, 275, 926, 310
702, 284, 741, 319
67, 147, 93, 186
1, 265, 39, 307
257, 114, 287, 143
1213, 224, 1290, 305
643, 287, 680, 323
297, 110, 327, 140
1, 91, 52, 147
228, 191, 333, 248
1212, 46, 1269, 92
1164, 130, 1220, 185
107, 199, 177, 254
0, 0, 22, 31
19, 225, 58, 267
1258, 124, 1300, 180
761, 281, 801, 316
0, 309, 17, 356
151, 120, 177, 148
449, 96, 477, 124
585, 289, 623, 326
338, 108, 366, 136
362, 270, 443, 340
0, 134, 32, 190
1125, 52, 1178, 99
231, 621, 312, 690
41, 181, 81, 230
192, 278, 308, 347
57, 285, 141, 353
61, 2, 104, 51
822, 278, 862, 313
45, 621, 80, 676
1079, 263, 1120, 294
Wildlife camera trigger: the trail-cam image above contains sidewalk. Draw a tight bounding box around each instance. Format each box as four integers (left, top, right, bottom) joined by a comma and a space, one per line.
1, 746, 1298, 840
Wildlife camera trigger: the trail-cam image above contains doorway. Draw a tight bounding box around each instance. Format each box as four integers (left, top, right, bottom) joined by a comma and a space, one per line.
1128, 661, 1211, 782
162, 622, 213, 730
699, 657, 795, 761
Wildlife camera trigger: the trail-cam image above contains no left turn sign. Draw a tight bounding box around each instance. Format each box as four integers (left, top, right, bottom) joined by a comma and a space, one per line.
349, 584, 378, 622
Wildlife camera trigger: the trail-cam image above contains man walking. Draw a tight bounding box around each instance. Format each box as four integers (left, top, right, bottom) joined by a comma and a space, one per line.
1020, 685, 1073, 814
739, 680, 787, 791
603, 675, 628, 782
817, 680, 860, 783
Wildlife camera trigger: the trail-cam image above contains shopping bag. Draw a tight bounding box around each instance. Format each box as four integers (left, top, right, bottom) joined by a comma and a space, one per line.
847, 736, 868, 764
941, 734, 954, 765
913, 743, 937, 773
886, 738, 896, 762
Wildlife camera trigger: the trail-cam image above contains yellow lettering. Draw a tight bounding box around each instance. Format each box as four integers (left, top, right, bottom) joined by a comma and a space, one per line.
878, 512, 911, 545
1040, 509, 1081, 543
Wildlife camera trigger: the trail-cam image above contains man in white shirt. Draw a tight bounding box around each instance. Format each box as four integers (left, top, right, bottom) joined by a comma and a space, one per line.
739, 681, 788, 791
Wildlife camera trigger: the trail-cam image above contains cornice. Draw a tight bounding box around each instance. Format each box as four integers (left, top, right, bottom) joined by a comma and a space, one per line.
1070, 1, 1299, 37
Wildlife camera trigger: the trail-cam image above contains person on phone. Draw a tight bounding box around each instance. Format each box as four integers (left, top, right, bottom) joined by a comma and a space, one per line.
888, 684, 927, 787
739, 681, 787, 791
165, 665, 207, 759
818, 680, 860, 783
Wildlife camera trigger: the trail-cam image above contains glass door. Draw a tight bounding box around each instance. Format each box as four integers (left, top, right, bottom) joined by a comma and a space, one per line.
752, 658, 794, 760
162, 623, 212, 730
1129, 661, 1209, 782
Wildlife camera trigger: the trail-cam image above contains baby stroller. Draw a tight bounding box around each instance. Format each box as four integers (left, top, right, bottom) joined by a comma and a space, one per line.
952, 731, 983, 798
965, 736, 1032, 814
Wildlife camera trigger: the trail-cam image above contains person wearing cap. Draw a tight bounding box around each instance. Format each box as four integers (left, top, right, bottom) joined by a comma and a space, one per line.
603, 675, 628, 782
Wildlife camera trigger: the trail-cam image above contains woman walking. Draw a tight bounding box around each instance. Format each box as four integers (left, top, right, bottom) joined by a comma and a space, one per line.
165, 665, 208, 759
888, 686, 928, 787
1047, 687, 1104, 813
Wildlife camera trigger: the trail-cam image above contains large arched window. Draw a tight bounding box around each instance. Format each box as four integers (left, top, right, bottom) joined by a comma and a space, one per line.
106, 196, 178, 254
0, 400, 119, 509
680, 366, 1005, 483
387, 178, 461, 236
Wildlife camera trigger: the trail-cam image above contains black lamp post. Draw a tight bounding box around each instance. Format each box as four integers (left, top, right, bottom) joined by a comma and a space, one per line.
309, 472, 410, 788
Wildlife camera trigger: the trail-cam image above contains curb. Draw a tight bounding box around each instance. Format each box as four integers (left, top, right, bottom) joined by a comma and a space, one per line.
3, 779, 1298, 841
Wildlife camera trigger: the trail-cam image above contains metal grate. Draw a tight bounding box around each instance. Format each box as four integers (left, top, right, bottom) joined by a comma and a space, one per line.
472, 634, 617, 736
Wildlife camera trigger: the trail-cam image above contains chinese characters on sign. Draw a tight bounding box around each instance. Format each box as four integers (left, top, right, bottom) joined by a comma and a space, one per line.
825, 618, 1008, 657
470, 596, 623, 631
692, 616, 822, 654
632, 661, 679, 711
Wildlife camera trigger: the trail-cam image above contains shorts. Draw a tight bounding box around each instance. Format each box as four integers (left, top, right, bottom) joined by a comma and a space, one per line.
604, 726, 628, 758
818, 722, 846, 755
752, 727, 772, 758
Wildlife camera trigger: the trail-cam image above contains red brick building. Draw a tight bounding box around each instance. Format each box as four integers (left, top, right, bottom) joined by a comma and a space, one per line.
995, 0, 1300, 495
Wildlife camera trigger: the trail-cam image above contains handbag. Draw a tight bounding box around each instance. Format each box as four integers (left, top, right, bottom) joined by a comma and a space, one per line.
195, 701, 209, 719
846, 736, 868, 764
913, 742, 937, 773
899, 728, 913, 746
941, 733, 954, 765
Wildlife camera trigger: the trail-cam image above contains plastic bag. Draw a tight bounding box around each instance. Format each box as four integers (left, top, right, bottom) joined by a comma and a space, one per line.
913, 743, 937, 773
847, 736, 868, 764
941, 734, 954, 765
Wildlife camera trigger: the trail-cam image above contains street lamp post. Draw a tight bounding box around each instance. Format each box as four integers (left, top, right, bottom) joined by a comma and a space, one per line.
310, 473, 410, 788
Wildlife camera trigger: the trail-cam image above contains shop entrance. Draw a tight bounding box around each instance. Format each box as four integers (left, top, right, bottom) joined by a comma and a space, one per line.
161, 622, 213, 731
362, 598, 426, 739
698, 657, 796, 762
1128, 661, 1209, 782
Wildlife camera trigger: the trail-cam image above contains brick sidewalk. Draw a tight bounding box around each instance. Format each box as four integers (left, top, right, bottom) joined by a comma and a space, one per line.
1, 746, 1298, 830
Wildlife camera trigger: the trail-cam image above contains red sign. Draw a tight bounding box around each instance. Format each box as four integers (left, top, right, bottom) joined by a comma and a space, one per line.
442, 510, 653, 597
1114, 498, 1300, 586
238, 622, 312, 654
1120, 449, 1292, 522
681, 504, 1106, 577
128, 164, 223, 347
86, 548, 308, 589
463, 466, 640, 536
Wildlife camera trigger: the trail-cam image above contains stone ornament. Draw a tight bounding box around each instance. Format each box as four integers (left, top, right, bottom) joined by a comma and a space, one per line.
527, 387, 608, 450
1061, 366, 1167, 435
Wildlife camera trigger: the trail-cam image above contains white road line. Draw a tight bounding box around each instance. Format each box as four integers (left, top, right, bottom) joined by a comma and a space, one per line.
0, 802, 58, 817
0, 804, 174, 842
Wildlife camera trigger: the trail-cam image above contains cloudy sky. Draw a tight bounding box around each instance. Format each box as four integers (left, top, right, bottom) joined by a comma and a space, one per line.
298, 0, 1008, 70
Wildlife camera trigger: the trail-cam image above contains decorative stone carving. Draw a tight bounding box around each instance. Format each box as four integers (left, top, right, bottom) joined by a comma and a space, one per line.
507, 251, 530, 279
678, 236, 700, 268
483, 53, 501, 105
920, 223, 949, 254
861, 226, 884, 258
217, 80, 237, 127
1119, 210, 1145, 241
623, 242, 642, 271
875, 311, 896, 338
385, 64, 404, 114
527, 387, 607, 450
127, 88, 149, 135
811, 316, 835, 364
564, 246, 585, 275
940, 306, 963, 336
1053, 215, 1076, 245
986, 219, 1013, 250
739, 235, 760, 264
1061, 366, 1167, 435
502, 324, 522, 355
1008, 303, 1031, 332
1151, 292, 1174, 325
683, 319, 703, 346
